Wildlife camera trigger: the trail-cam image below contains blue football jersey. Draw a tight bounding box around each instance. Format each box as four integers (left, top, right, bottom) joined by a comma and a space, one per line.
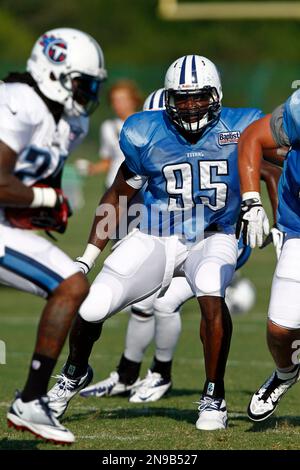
120, 108, 263, 242
277, 89, 300, 234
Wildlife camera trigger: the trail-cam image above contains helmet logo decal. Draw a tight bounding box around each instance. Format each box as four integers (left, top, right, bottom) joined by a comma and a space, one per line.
40, 35, 67, 64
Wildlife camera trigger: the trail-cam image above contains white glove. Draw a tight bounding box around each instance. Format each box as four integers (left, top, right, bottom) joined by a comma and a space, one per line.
271, 226, 284, 260
236, 192, 270, 248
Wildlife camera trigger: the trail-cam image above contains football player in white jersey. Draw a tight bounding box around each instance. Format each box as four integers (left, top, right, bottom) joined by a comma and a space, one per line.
75, 80, 143, 187
1, 27, 107, 444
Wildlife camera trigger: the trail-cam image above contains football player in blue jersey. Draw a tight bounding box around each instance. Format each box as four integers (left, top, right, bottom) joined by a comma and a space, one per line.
48, 55, 267, 431
237, 88, 300, 423
79, 89, 283, 405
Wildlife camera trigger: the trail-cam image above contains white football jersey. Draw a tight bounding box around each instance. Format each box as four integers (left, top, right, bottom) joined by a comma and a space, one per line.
99, 118, 124, 187
0, 82, 88, 188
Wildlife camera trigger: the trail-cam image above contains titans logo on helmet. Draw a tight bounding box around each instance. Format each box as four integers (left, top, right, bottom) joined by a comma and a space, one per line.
40, 35, 67, 64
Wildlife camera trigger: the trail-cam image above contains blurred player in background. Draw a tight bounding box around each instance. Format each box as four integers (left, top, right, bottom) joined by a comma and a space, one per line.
0, 27, 107, 444
48, 55, 268, 431
80, 89, 282, 405
75, 80, 143, 187
237, 88, 300, 423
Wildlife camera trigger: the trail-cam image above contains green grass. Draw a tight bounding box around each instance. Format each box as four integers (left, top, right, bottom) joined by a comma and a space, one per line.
0, 169, 299, 450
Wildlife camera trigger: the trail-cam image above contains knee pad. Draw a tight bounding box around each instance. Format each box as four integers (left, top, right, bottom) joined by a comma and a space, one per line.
79, 282, 113, 323
194, 260, 234, 297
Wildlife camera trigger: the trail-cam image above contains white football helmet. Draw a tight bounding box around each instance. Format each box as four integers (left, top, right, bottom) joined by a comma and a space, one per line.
27, 27, 107, 116
143, 88, 165, 111
164, 55, 222, 133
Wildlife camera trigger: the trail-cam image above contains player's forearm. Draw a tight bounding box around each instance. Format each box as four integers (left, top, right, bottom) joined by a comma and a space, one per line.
87, 185, 122, 251
239, 115, 276, 197
238, 132, 262, 195
0, 175, 59, 208
77, 167, 139, 271
0, 175, 33, 206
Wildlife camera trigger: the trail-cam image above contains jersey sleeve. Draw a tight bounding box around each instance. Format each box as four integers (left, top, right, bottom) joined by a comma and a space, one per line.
276, 88, 300, 146
0, 102, 34, 154
0, 83, 39, 154
270, 104, 290, 147
119, 123, 144, 176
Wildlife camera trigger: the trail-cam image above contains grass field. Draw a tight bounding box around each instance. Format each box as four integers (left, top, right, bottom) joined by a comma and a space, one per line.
1, 169, 300, 451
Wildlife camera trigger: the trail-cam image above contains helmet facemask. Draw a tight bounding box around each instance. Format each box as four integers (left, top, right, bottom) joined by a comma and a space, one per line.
165, 86, 221, 134
60, 71, 104, 117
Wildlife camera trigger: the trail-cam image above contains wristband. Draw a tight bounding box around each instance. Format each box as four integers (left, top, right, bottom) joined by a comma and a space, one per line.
242, 191, 261, 203
30, 187, 57, 208
78, 243, 101, 269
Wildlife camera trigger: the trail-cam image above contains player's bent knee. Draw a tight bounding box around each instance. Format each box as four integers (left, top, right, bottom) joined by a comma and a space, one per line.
79, 282, 113, 323
52, 272, 89, 303
153, 297, 179, 314
194, 261, 234, 297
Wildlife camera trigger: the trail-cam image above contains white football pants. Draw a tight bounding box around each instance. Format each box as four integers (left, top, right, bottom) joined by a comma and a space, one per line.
79, 230, 238, 323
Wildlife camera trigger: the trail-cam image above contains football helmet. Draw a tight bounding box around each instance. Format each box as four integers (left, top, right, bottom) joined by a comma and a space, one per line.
164, 55, 222, 133
143, 88, 165, 111
27, 28, 107, 116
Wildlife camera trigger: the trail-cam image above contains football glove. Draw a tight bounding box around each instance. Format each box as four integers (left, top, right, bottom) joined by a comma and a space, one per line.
260, 225, 284, 260
271, 226, 284, 260
236, 194, 270, 248
5, 188, 72, 234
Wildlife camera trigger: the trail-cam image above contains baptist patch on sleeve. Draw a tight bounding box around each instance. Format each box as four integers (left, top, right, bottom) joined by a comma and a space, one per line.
218, 131, 240, 145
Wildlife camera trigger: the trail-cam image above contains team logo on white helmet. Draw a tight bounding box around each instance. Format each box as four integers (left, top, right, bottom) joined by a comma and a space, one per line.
40, 35, 68, 64
27, 28, 107, 117
164, 55, 222, 134
143, 88, 166, 111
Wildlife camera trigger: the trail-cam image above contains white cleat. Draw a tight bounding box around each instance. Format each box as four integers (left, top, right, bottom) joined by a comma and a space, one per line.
248, 366, 300, 422
129, 370, 172, 403
48, 365, 93, 418
196, 396, 228, 431
80, 371, 141, 398
7, 393, 75, 445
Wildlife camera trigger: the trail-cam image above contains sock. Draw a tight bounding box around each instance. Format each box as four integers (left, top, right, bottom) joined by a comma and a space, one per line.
117, 354, 141, 385
124, 311, 155, 363
202, 379, 225, 399
154, 310, 181, 362
276, 364, 299, 380
21, 353, 56, 402
65, 315, 103, 378
150, 356, 172, 381
64, 357, 89, 379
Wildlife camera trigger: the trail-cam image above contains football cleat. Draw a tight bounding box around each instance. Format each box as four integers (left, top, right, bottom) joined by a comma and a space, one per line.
80, 371, 141, 398
7, 393, 75, 444
247, 366, 300, 422
48, 365, 93, 418
129, 370, 172, 403
196, 396, 228, 431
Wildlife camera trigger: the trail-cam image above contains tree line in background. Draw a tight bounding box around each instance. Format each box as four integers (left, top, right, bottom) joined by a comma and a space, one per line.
1, 0, 299, 142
